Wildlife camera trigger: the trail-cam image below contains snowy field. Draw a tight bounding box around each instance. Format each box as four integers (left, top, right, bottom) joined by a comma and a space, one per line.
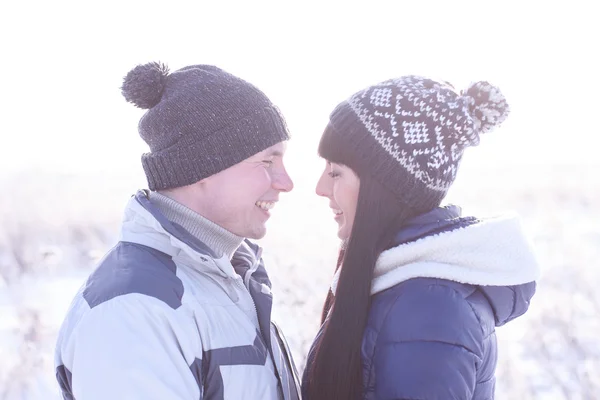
1, 163, 599, 399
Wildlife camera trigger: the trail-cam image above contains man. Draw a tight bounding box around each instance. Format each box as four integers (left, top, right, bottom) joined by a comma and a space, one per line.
54, 62, 300, 399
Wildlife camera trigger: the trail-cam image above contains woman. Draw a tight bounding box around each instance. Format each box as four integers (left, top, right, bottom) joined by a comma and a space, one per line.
302, 76, 540, 399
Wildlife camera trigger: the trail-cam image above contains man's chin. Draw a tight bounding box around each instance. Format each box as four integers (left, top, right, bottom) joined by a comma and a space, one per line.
244, 226, 267, 240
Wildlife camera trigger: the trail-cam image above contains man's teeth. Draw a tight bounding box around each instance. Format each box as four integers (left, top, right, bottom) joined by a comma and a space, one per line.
256, 201, 275, 210
333, 209, 343, 215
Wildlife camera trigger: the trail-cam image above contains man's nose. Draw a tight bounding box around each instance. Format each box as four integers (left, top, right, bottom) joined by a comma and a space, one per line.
274, 168, 294, 192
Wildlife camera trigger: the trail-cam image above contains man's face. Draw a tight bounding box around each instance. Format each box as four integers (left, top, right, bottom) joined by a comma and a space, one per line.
193, 142, 294, 239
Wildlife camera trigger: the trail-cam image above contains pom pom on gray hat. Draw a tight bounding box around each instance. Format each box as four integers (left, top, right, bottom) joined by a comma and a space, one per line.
121, 62, 170, 109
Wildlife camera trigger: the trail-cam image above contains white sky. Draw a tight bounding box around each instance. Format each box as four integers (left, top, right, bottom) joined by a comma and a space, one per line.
1, 0, 598, 179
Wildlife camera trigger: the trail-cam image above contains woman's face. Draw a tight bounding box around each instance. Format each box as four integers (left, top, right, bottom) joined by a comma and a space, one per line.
316, 161, 360, 240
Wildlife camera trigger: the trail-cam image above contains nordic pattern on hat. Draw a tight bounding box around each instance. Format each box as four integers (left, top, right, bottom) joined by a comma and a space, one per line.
347, 76, 509, 192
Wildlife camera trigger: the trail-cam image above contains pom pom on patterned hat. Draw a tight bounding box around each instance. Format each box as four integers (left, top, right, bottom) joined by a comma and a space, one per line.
462, 81, 510, 138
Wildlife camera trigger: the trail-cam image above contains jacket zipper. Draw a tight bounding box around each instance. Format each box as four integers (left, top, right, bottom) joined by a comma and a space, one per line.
231, 275, 260, 329
241, 247, 287, 400
244, 246, 262, 289
272, 321, 302, 399
241, 246, 262, 330
232, 272, 285, 399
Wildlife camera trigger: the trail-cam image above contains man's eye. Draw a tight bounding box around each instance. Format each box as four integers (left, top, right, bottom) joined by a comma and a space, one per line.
263, 160, 274, 166
328, 171, 340, 178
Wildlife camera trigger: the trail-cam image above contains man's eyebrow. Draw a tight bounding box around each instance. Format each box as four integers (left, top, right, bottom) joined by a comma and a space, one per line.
264, 150, 283, 157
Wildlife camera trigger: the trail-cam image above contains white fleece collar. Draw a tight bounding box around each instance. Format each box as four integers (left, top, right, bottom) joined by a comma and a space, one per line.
331, 214, 540, 295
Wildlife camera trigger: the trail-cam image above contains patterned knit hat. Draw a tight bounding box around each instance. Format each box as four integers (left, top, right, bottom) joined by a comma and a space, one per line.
121, 62, 290, 191
319, 75, 509, 212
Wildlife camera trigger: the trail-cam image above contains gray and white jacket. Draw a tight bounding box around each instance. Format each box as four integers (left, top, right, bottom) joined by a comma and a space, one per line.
54, 190, 301, 400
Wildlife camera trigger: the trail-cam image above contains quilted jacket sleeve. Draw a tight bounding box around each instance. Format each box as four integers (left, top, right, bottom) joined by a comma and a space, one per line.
372, 283, 484, 400
65, 295, 203, 400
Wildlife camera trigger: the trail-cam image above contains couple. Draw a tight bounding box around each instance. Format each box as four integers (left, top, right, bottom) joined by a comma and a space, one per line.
54, 62, 540, 400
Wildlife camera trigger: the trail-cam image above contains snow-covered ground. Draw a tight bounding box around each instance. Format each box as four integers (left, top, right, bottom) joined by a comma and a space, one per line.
1, 163, 599, 399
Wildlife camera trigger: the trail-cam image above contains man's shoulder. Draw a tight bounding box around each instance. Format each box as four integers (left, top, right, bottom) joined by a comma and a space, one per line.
82, 241, 185, 310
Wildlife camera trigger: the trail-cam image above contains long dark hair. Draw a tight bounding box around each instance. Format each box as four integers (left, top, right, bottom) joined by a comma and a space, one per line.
307, 171, 420, 400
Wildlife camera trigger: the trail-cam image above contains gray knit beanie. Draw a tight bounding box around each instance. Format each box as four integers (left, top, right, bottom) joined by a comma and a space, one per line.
121, 62, 290, 191
319, 75, 510, 213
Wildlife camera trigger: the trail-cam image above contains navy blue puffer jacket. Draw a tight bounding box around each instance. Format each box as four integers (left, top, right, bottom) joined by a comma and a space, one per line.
362, 277, 535, 399
303, 206, 539, 400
